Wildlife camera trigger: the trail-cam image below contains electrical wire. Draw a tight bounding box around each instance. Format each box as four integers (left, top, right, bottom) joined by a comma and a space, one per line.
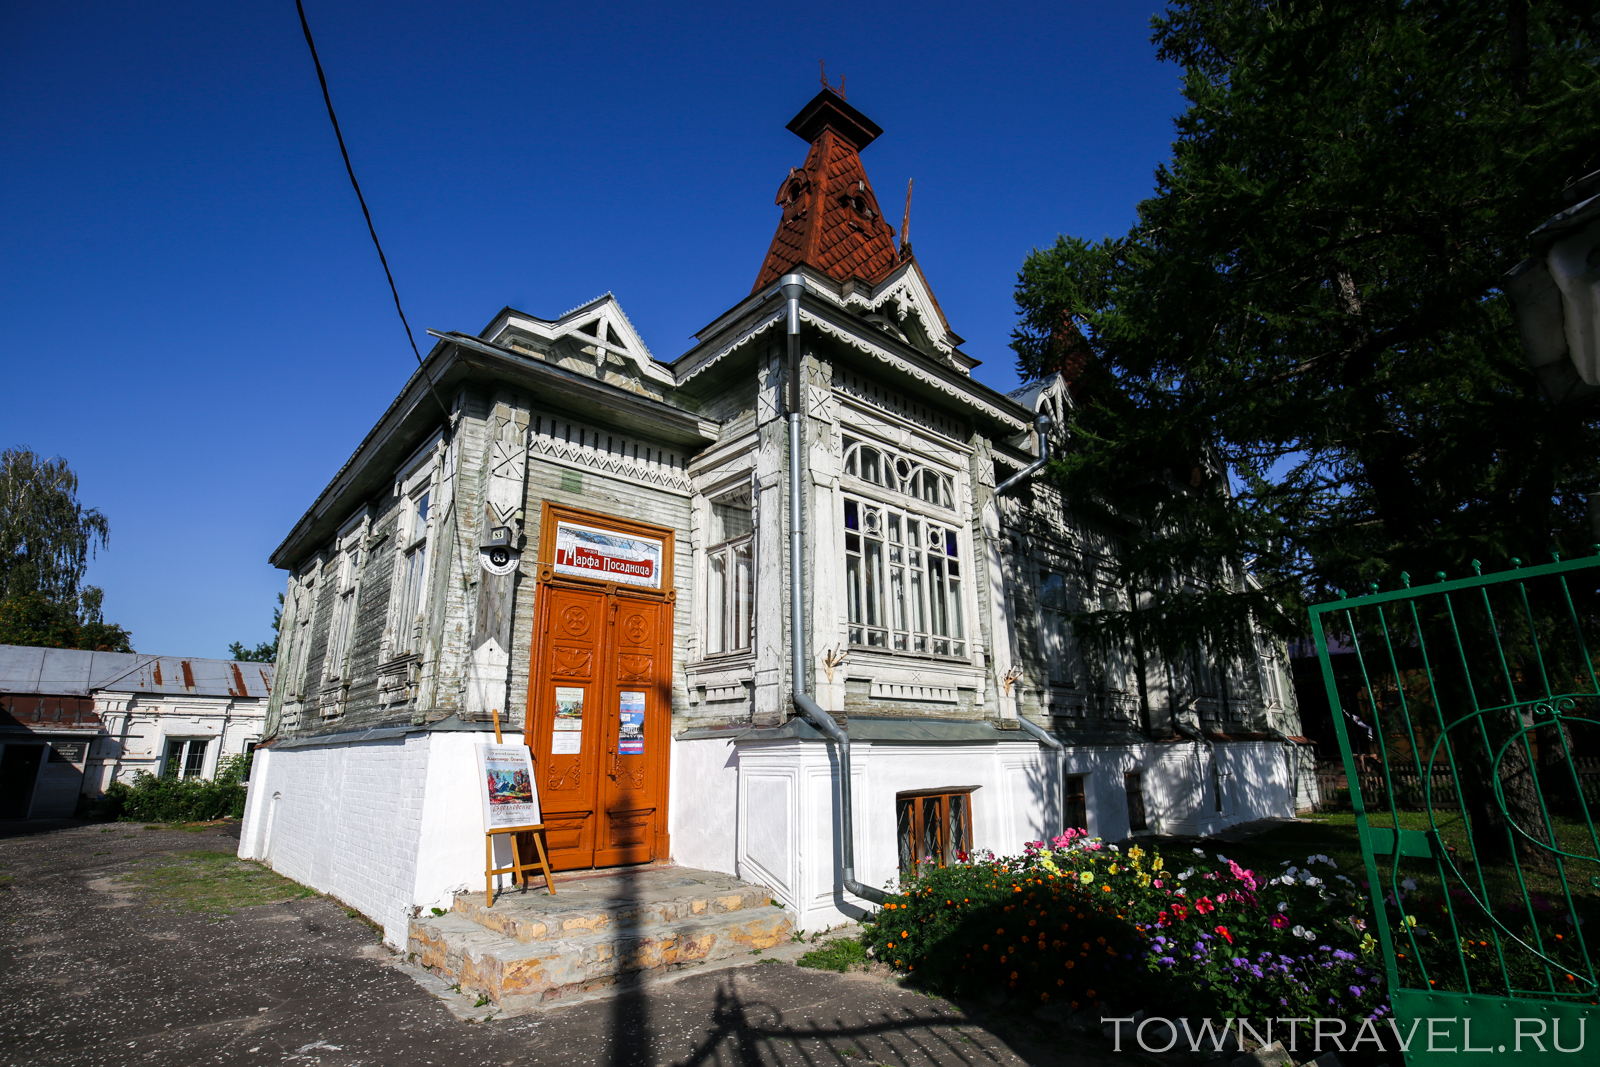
294, 0, 452, 425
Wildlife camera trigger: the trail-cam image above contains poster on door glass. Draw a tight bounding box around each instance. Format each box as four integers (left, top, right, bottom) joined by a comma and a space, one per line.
618, 691, 645, 755
552, 687, 584, 755
553, 520, 664, 589
476, 743, 541, 829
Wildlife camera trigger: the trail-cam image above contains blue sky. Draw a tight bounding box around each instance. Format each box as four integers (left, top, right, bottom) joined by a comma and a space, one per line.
1, 1, 1185, 657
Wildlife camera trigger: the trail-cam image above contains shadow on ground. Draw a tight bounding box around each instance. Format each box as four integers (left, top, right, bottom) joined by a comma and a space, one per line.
0, 820, 1117, 1067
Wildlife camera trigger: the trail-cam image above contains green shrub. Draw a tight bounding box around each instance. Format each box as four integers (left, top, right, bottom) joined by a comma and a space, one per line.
863, 831, 1389, 1021
862, 851, 1157, 1011
103, 768, 247, 823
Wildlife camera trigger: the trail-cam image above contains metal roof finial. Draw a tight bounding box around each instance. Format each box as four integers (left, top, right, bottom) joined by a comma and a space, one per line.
819, 59, 846, 99
900, 177, 913, 254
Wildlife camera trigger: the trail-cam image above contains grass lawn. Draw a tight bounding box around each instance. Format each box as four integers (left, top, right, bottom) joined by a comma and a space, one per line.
121, 850, 318, 915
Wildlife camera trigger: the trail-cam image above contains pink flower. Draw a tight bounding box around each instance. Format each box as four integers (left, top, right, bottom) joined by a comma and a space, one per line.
1270, 914, 1289, 929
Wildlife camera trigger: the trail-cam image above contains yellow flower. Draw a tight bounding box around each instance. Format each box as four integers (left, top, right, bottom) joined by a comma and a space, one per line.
1151, 855, 1164, 872
1080, 871, 1094, 884
1127, 846, 1145, 862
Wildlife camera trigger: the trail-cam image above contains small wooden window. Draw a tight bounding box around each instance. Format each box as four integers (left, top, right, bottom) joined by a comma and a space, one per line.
1124, 772, 1148, 831
896, 790, 973, 876
1064, 775, 1087, 831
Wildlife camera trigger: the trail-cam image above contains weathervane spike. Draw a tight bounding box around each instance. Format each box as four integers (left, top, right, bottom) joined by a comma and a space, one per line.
900, 178, 913, 254
817, 59, 846, 100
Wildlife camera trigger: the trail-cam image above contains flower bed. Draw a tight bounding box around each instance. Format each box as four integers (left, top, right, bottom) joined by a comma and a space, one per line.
861, 830, 1388, 1021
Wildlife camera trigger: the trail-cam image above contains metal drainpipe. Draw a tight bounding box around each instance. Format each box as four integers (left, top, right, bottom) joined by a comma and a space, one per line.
1014, 715, 1066, 836
778, 272, 887, 907
994, 413, 1064, 831
994, 413, 1053, 497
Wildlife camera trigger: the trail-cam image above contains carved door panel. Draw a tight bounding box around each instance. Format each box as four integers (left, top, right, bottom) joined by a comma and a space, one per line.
525, 504, 675, 872
594, 592, 671, 867
527, 584, 607, 870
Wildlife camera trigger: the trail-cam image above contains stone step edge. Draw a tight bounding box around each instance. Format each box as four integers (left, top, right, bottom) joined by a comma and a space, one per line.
409, 906, 792, 970
407, 906, 794, 1003
446, 887, 775, 941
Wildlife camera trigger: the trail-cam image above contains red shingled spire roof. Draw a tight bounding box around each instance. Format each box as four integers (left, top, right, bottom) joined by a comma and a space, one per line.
751, 90, 901, 293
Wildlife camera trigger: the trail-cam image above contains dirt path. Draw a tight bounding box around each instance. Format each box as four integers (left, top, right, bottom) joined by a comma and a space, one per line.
0, 819, 1117, 1067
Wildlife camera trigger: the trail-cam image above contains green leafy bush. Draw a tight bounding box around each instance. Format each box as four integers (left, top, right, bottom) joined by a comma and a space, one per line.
103, 760, 249, 823
861, 848, 1156, 1011
863, 830, 1388, 1021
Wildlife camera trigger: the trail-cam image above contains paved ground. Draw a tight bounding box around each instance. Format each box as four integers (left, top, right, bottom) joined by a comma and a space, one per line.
0, 820, 1120, 1067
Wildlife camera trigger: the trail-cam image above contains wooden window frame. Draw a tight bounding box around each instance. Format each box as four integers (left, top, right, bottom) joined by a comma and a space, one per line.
896, 788, 975, 876
1064, 774, 1087, 831
1124, 771, 1148, 832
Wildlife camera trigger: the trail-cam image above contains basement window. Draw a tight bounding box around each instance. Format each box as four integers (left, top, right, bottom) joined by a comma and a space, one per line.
1124, 772, 1148, 832
896, 789, 974, 876
1064, 775, 1087, 831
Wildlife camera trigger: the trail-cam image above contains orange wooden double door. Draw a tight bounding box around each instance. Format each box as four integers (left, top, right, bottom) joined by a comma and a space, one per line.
524, 506, 673, 871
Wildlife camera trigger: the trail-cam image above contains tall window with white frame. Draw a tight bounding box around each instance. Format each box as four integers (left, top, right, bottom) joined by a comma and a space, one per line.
323, 535, 361, 686
393, 489, 431, 658
704, 488, 754, 657
1038, 570, 1078, 688
841, 437, 965, 657
287, 570, 317, 699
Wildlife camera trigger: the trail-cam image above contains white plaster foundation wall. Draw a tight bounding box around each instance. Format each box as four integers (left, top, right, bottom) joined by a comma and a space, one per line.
733, 738, 1056, 932
238, 732, 488, 947
1059, 741, 1300, 842
668, 736, 741, 875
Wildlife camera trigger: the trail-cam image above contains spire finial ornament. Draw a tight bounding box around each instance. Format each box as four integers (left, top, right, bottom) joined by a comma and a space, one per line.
899, 177, 913, 257
819, 59, 846, 99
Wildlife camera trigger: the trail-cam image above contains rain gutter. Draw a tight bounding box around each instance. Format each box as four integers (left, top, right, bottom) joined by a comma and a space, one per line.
779, 272, 887, 908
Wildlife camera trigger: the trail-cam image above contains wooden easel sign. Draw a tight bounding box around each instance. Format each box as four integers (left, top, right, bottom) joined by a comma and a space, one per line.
476, 741, 541, 829
477, 714, 555, 903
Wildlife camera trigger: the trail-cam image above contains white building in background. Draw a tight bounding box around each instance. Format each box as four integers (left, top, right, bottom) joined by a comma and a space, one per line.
240, 88, 1314, 947
0, 644, 271, 818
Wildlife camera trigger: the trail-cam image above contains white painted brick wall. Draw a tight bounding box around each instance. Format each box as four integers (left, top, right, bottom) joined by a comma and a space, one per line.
239, 734, 431, 946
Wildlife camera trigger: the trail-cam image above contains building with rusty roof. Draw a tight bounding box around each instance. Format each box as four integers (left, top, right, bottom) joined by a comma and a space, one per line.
0, 644, 271, 819
239, 88, 1313, 952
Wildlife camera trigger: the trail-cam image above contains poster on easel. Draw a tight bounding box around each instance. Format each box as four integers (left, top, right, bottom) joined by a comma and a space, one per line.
476, 743, 541, 829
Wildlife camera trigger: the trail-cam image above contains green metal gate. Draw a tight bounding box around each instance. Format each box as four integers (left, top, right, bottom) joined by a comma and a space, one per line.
1310, 555, 1600, 1063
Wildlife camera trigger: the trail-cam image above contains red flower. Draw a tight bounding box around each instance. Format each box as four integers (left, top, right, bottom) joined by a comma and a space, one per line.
1215, 925, 1233, 944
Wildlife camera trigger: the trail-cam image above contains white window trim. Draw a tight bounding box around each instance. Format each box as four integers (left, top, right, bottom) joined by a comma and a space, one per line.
839, 436, 974, 662
384, 442, 442, 663
700, 482, 756, 661
322, 516, 367, 686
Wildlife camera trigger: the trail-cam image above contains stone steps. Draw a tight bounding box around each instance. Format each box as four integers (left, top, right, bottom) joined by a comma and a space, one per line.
406, 867, 793, 1009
